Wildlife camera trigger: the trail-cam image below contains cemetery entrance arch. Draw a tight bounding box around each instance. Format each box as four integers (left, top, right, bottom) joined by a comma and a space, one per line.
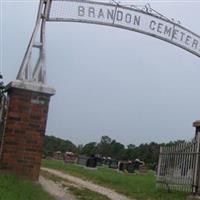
0, 0, 200, 189
17, 0, 200, 83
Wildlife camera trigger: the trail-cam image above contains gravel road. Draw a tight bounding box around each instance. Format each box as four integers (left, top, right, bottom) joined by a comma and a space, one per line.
39, 175, 77, 200
41, 167, 134, 200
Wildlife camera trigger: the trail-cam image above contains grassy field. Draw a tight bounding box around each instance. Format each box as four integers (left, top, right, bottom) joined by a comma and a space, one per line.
0, 173, 55, 200
42, 159, 189, 200
70, 187, 110, 200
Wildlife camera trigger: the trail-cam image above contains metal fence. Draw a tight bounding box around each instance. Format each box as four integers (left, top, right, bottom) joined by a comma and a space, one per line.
157, 133, 200, 193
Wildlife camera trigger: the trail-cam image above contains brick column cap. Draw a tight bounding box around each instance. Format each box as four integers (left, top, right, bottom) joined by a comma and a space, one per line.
193, 120, 200, 128
5, 80, 56, 95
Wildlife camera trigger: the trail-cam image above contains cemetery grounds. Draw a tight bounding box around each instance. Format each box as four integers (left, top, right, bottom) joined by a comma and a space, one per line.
42, 159, 189, 200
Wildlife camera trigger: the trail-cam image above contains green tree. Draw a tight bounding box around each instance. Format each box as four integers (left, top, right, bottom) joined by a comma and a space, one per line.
44, 135, 77, 156
110, 140, 125, 160
81, 142, 97, 156
97, 136, 112, 157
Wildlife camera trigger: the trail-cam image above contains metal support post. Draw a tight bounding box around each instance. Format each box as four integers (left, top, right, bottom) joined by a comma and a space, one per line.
193, 121, 200, 195
17, 0, 51, 84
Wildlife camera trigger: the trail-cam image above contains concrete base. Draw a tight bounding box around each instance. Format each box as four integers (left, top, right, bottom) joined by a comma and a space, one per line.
0, 80, 55, 180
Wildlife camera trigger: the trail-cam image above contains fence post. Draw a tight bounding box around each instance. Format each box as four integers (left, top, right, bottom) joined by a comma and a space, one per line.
193, 120, 200, 195
0, 81, 55, 180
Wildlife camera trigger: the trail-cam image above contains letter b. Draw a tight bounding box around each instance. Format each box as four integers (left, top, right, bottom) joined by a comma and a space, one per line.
78, 6, 85, 16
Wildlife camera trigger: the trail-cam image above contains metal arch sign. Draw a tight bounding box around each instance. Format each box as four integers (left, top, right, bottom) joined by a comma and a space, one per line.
47, 0, 200, 58
17, 0, 200, 83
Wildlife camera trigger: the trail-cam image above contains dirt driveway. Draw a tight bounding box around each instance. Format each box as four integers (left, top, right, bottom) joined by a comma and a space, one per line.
41, 167, 134, 200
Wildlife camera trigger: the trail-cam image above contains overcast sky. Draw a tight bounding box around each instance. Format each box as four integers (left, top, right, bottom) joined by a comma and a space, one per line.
1, 0, 200, 146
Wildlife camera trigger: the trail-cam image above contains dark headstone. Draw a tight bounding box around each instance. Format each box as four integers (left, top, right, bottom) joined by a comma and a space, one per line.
127, 163, 135, 173
118, 162, 124, 171
86, 155, 97, 168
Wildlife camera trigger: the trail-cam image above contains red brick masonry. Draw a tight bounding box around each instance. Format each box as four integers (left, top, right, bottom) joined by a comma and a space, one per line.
0, 86, 53, 180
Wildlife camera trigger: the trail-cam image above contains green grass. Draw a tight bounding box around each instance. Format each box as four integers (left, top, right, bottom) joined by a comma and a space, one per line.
41, 170, 110, 200
70, 187, 110, 200
42, 159, 189, 200
0, 173, 55, 200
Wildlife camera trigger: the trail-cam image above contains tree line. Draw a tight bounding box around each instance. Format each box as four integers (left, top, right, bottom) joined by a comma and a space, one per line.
44, 135, 185, 169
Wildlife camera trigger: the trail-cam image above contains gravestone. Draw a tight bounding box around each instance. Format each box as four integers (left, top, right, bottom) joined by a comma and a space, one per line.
139, 165, 148, 174
127, 163, 135, 173
86, 155, 97, 168
77, 155, 89, 166
109, 160, 118, 169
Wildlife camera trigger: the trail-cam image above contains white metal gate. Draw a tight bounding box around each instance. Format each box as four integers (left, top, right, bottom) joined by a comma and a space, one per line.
157, 132, 200, 193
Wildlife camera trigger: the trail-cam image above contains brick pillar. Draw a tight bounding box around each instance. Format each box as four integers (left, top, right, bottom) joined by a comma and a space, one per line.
0, 80, 55, 180
193, 120, 200, 195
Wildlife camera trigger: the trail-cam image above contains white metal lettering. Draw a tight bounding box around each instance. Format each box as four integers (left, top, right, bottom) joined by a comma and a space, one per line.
48, 0, 200, 57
